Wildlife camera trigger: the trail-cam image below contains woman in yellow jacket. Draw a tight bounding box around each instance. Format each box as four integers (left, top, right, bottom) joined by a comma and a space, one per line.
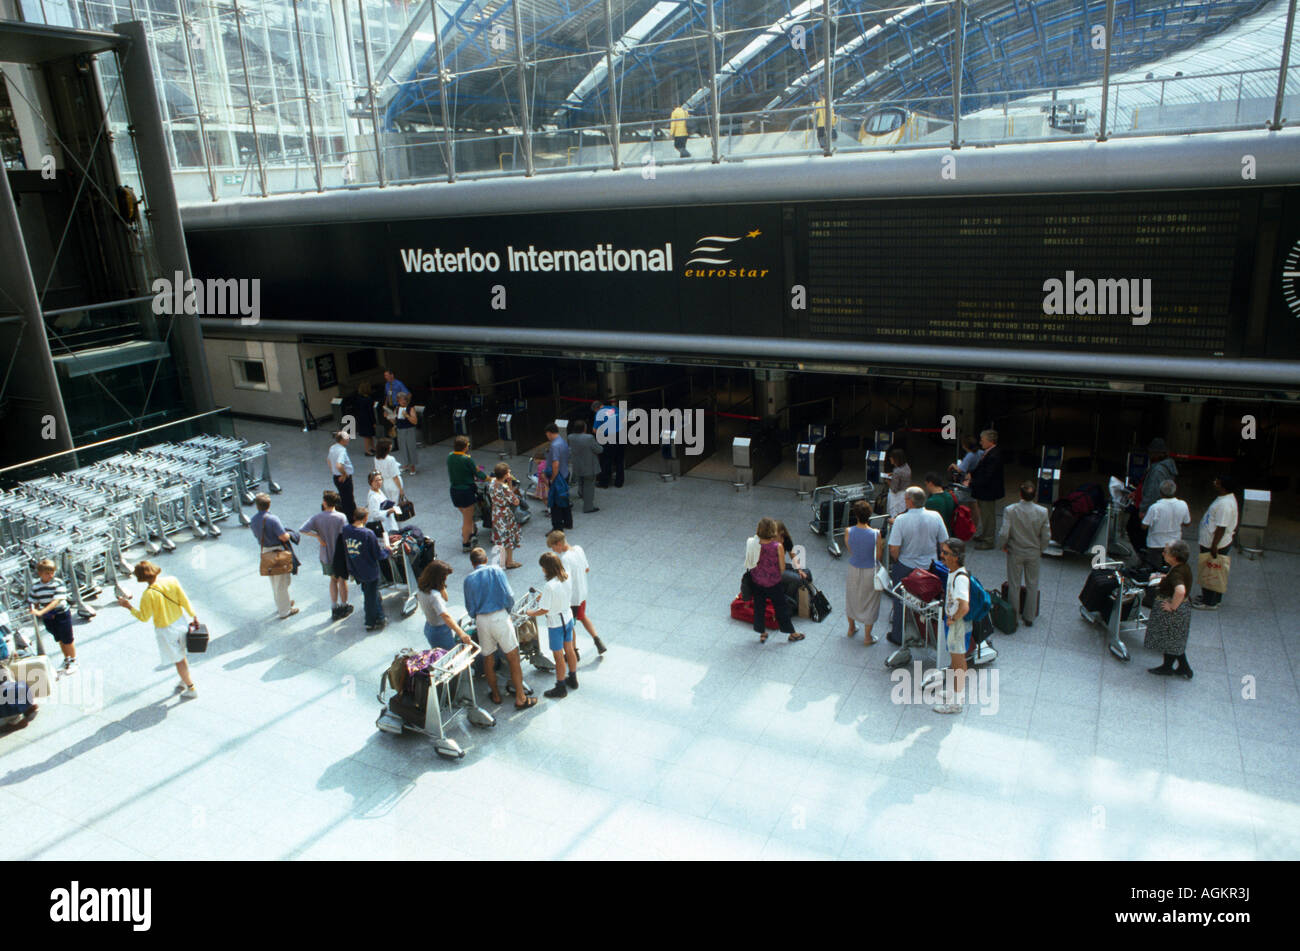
116, 561, 199, 699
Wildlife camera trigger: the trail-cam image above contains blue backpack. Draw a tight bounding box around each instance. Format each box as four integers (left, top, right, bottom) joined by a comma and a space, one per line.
958, 569, 992, 624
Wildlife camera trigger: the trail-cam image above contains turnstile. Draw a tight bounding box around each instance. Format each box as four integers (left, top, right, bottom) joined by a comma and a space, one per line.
732, 432, 782, 489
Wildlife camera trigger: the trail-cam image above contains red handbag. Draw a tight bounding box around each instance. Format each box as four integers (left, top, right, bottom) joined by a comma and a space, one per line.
730, 596, 779, 630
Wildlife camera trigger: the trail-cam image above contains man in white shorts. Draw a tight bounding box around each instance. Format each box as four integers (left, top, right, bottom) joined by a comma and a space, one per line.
936, 537, 971, 715
463, 548, 535, 710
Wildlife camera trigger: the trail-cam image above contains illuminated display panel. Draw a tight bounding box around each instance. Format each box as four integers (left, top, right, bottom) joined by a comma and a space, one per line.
801, 194, 1245, 355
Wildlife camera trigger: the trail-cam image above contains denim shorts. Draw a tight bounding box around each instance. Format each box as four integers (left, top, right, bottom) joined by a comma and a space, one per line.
547, 617, 575, 652
424, 622, 456, 651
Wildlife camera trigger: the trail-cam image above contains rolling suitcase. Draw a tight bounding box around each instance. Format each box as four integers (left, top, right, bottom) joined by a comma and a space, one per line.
1001, 581, 1040, 620
990, 587, 1017, 634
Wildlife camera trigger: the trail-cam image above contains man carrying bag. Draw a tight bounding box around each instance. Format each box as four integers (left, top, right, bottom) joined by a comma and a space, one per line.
250, 493, 300, 620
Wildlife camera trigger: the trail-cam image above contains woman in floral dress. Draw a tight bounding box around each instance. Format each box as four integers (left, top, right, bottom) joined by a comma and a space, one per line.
488, 462, 523, 568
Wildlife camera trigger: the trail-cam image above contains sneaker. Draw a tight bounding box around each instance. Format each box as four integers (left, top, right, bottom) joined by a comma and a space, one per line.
933, 702, 963, 715
62, 658, 78, 676
565, 672, 579, 690
1190, 598, 1217, 611
330, 605, 343, 620
180, 685, 198, 700
339, 604, 355, 619
593, 636, 607, 654
543, 683, 567, 699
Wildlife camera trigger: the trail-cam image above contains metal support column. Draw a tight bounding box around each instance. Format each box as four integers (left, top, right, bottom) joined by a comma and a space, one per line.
292, 0, 324, 192
604, 0, 621, 170
511, 0, 535, 176
1271, 0, 1297, 130
706, 0, 720, 163
0, 167, 74, 455
179, 0, 218, 201
232, 0, 269, 196
1097, 0, 1116, 141
114, 20, 216, 413
356, 0, 386, 185
950, 0, 964, 149
430, 0, 456, 182
822, 0, 834, 156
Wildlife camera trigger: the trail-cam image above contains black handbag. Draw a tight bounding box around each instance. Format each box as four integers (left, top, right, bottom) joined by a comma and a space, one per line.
396, 497, 416, 522
186, 618, 209, 653
810, 588, 833, 622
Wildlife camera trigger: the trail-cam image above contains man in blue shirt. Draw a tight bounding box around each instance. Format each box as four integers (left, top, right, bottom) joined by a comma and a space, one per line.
342, 506, 389, 630
382, 369, 410, 412
544, 424, 573, 531
463, 548, 535, 709
592, 398, 625, 488
250, 493, 299, 619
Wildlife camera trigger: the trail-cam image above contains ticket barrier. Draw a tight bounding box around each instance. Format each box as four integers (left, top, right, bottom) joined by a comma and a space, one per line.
796, 423, 842, 497
865, 430, 893, 484
732, 431, 782, 489
659, 404, 715, 481
451, 398, 497, 448
1037, 445, 1064, 506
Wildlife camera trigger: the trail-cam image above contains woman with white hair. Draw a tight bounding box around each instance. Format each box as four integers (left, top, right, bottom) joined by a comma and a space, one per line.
1145, 540, 1195, 679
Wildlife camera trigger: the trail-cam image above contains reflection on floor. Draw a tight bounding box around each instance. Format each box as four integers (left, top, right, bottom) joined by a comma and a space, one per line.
2, 419, 1297, 860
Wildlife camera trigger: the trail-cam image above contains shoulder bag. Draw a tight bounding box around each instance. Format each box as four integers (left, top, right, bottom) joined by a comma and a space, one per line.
258, 518, 294, 577
152, 584, 209, 653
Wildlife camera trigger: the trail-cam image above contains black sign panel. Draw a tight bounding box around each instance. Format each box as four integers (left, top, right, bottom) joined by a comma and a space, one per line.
185, 186, 1297, 361
186, 204, 784, 338
797, 193, 1247, 356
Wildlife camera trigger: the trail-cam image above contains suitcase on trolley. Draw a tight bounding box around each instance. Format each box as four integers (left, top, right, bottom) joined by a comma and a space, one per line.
1063, 510, 1103, 553
900, 568, 943, 603
1050, 502, 1080, 544
1079, 568, 1140, 623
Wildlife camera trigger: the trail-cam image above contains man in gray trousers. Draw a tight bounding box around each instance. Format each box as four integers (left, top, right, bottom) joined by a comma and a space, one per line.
567, 419, 604, 514
996, 480, 1051, 627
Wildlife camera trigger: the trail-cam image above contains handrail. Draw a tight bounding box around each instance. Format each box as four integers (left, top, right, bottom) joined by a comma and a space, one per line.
0, 407, 235, 477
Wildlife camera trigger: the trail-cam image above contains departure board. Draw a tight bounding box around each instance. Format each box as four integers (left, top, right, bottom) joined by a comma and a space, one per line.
802, 194, 1246, 356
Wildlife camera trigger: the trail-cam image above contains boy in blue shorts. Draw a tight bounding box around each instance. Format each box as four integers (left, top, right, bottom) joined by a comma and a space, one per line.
29, 558, 77, 677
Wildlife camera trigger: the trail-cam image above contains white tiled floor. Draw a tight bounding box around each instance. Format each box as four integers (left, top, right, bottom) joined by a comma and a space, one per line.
3, 419, 1298, 860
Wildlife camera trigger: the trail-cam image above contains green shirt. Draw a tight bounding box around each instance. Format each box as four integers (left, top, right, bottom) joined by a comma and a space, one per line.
447, 452, 478, 489
926, 490, 955, 533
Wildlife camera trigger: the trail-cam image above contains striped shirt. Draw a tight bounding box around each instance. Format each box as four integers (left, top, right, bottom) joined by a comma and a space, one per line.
29, 577, 69, 613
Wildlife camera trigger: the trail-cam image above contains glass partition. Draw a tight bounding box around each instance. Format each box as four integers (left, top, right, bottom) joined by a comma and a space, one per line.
11, 0, 1293, 194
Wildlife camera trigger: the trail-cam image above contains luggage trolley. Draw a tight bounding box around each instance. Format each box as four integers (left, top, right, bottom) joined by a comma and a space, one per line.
375, 643, 495, 760
1078, 558, 1156, 662
882, 576, 999, 673
809, 482, 874, 558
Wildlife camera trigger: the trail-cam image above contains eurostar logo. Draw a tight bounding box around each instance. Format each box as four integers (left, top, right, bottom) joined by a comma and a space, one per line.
682, 230, 770, 280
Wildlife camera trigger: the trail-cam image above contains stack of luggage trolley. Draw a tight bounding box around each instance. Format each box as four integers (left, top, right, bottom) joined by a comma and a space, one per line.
0, 432, 280, 623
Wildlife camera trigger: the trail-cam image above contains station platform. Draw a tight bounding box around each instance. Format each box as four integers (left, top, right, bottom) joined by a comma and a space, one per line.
2, 418, 1297, 860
